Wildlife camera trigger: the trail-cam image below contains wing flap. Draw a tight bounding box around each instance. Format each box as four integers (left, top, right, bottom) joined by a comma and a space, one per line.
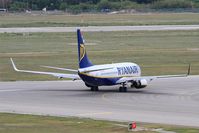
116, 74, 188, 84
116, 76, 155, 84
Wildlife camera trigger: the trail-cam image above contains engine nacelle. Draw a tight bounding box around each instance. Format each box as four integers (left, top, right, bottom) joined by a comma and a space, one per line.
133, 79, 148, 89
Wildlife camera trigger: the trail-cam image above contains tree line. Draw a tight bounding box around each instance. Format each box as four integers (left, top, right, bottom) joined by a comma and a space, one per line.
0, 0, 199, 12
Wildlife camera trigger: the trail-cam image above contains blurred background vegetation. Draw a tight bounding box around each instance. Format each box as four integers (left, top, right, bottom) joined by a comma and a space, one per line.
1, 0, 199, 13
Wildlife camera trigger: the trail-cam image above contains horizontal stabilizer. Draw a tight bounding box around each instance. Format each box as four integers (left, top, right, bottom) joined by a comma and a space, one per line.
41, 65, 78, 72
79, 67, 114, 73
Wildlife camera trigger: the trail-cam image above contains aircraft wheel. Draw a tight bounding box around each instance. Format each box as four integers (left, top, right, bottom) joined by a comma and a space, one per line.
91, 86, 99, 91
130, 84, 134, 88
119, 87, 127, 92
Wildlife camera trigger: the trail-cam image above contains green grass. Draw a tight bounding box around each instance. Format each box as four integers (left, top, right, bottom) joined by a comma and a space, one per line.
0, 13, 199, 27
0, 113, 128, 133
0, 30, 199, 81
0, 113, 199, 133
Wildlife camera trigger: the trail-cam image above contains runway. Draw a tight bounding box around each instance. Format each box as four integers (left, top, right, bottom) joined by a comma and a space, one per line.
0, 76, 199, 127
1, 25, 199, 33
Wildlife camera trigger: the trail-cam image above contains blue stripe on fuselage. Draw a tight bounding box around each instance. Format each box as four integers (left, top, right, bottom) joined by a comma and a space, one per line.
78, 73, 119, 86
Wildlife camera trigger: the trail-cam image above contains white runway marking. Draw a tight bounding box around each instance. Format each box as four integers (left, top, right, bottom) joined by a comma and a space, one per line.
0, 89, 26, 92
76, 112, 112, 116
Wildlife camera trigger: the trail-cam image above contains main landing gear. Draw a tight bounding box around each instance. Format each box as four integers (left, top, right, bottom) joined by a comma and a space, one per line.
85, 83, 99, 91
119, 83, 127, 92
91, 86, 99, 91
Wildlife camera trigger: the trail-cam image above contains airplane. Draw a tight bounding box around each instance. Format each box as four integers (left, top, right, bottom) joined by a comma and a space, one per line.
10, 29, 191, 92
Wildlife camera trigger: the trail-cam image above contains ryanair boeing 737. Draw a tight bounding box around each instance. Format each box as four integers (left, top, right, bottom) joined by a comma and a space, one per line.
10, 29, 190, 92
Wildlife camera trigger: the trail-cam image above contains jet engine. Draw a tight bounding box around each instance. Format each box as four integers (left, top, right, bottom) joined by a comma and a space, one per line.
132, 79, 148, 89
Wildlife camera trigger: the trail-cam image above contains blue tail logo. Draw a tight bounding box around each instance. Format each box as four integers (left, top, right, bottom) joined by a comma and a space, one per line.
77, 29, 93, 68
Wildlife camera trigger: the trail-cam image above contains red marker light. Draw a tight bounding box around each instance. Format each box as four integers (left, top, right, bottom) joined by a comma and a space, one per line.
128, 121, 137, 131
131, 122, 136, 129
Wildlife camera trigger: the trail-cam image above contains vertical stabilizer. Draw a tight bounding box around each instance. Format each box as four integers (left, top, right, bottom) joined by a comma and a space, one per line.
77, 29, 93, 68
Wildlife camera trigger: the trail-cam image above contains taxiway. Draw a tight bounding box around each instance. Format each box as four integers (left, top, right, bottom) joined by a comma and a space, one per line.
0, 25, 199, 33
0, 76, 199, 127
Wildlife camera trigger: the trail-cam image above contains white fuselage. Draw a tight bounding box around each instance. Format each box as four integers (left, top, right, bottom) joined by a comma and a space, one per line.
78, 62, 141, 78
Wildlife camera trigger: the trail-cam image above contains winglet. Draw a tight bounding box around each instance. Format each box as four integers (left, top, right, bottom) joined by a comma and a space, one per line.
187, 63, 191, 76
10, 58, 19, 71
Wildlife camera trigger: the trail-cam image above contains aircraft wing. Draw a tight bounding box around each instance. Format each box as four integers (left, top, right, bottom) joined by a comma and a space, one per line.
10, 58, 80, 80
116, 64, 191, 84
116, 74, 188, 84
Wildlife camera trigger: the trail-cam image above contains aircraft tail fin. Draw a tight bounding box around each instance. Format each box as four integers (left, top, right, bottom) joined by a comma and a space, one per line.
77, 29, 93, 68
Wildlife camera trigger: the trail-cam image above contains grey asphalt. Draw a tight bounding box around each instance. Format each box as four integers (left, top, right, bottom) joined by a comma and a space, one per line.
1, 25, 199, 33
0, 76, 199, 127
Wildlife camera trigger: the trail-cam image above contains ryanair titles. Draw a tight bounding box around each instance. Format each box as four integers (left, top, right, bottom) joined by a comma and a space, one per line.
117, 66, 138, 75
